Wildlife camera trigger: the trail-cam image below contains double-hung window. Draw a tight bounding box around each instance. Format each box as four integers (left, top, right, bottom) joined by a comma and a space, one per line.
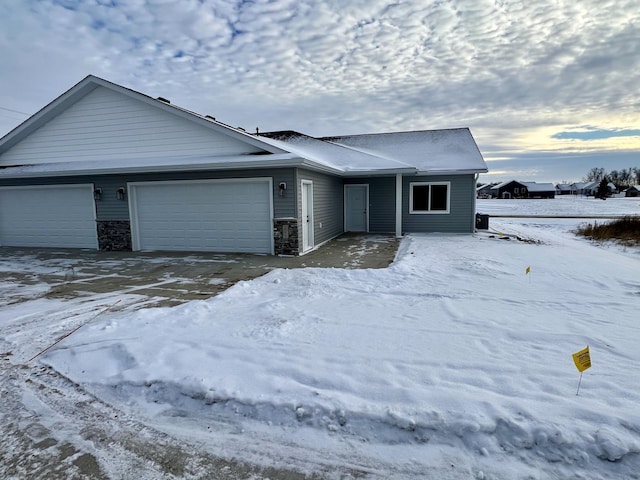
409, 182, 450, 214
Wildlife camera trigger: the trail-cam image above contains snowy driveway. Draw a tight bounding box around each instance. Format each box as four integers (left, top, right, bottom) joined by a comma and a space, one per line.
0, 235, 398, 480
1, 233, 398, 309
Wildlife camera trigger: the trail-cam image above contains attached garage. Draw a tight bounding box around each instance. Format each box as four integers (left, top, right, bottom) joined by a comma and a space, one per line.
0, 185, 98, 249
0, 75, 488, 256
129, 178, 273, 254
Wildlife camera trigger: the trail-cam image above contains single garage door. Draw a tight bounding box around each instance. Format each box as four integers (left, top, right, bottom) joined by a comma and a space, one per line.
129, 178, 273, 254
0, 185, 98, 249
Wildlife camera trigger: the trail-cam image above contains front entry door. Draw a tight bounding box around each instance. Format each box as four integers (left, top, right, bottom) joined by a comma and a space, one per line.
345, 185, 368, 232
301, 180, 314, 252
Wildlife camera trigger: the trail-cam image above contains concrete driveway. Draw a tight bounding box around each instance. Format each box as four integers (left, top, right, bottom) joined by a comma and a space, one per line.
2, 233, 399, 307
0, 233, 399, 479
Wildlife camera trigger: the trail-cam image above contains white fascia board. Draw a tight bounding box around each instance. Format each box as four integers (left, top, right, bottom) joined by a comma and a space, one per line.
414, 168, 489, 176
339, 168, 417, 177
0, 154, 313, 179
297, 160, 349, 176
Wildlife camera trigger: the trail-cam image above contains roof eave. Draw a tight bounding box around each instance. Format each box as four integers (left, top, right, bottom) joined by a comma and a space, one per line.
339, 167, 417, 177
415, 168, 488, 176
0, 154, 314, 179
297, 159, 345, 176
0, 164, 488, 179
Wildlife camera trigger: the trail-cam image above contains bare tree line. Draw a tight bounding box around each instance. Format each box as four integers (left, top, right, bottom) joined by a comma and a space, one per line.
583, 167, 640, 187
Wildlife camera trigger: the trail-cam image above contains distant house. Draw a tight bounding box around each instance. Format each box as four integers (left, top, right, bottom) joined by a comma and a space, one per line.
556, 183, 572, 195
490, 180, 528, 199
556, 181, 617, 197
522, 182, 555, 199
489, 181, 555, 199
624, 185, 640, 197
476, 183, 494, 198
605, 182, 618, 195
584, 182, 617, 197
570, 182, 597, 196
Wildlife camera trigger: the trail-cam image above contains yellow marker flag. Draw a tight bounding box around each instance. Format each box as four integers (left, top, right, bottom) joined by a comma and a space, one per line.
525, 266, 531, 275
572, 346, 591, 372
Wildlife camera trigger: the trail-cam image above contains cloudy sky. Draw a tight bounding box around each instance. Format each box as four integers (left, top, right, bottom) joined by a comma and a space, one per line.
1, 0, 639, 183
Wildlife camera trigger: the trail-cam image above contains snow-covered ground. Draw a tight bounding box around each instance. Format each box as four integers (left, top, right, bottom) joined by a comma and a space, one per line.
477, 194, 640, 217
2, 196, 640, 479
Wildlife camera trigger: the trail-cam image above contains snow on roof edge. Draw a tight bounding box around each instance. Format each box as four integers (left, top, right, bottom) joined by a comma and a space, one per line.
1, 76, 489, 176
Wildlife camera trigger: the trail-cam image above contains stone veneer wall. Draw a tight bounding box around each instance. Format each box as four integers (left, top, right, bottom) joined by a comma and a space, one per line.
273, 218, 299, 256
97, 220, 132, 251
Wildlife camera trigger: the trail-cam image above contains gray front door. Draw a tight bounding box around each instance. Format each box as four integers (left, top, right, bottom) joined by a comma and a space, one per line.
345, 185, 368, 232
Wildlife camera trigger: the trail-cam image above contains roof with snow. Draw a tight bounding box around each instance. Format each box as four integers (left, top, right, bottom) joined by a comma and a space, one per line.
490, 181, 557, 192
490, 180, 525, 190
0, 75, 487, 177
257, 131, 414, 173
257, 128, 487, 175
321, 129, 487, 174
522, 182, 556, 192
571, 182, 595, 190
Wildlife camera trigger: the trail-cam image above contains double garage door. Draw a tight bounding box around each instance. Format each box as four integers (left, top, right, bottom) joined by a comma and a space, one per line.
129, 178, 273, 254
0, 179, 273, 254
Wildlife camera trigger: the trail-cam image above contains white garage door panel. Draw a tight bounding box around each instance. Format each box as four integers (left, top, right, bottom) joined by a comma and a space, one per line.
0, 186, 97, 248
131, 180, 272, 253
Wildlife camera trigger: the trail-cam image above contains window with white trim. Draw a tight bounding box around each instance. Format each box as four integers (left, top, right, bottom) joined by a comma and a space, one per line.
410, 182, 450, 214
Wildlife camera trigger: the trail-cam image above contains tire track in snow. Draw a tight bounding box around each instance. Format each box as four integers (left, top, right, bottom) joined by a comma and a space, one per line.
0, 344, 341, 480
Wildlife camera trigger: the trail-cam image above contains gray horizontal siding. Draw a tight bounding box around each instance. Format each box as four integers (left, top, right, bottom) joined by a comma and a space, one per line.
345, 176, 396, 233
297, 169, 343, 245
1, 169, 477, 238
0, 168, 296, 221
0, 87, 264, 166
402, 174, 475, 233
